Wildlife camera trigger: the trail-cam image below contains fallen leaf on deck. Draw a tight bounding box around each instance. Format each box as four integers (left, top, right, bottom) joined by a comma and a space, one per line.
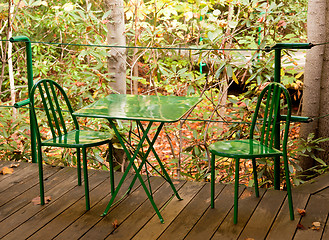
311, 221, 321, 231
245, 238, 255, 240
32, 196, 52, 205
297, 208, 306, 216
297, 223, 306, 230
240, 190, 253, 199
10, 163, 20, 168
112, 219, 119, 229
0, 167, 14, 175
313, 222, 321, 227
172, 181, 180, 184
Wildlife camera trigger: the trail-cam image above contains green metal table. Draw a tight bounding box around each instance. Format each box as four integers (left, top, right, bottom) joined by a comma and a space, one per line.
73, 94, 201, 223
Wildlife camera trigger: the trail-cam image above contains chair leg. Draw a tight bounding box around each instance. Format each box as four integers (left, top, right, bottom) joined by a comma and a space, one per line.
82, 148, 90, 210
211, 154, 215, 208
38, 145, 45, 205
251, 158, 259, 197
108, 142, 115, 195
274, 156, 281, 190
234, 158, 240, 224
283, 155, 294, 220
77, 148, 81, 186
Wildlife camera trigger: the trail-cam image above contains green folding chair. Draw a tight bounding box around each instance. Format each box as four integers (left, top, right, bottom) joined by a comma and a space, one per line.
210, 82, 294, 224
30, 79, 114, 210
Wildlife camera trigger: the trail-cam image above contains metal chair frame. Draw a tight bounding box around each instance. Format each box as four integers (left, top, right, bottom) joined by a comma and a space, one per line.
30, 79, 114, 210
210, 82, 294, 224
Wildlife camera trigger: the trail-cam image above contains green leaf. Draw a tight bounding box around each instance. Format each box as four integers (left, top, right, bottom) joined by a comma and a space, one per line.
215, 63, 226, 79
295, 71, 304, 79
314, 157, 327, 166
213, 9, 221, 16
193, 130, 198, 139
102, 10, 112, 20
228, 21, 238, 28
226, 64, 233, 78
201, 6, 208, 16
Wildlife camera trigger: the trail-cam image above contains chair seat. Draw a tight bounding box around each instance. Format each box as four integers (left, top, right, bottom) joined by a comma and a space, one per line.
42, 130, 113, 148
209, 139, 282, 159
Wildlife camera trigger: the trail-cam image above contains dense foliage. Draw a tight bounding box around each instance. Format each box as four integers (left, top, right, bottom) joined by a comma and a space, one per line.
0, 0, 313, 187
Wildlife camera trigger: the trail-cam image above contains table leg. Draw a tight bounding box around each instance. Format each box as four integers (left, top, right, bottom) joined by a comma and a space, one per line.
102, 120, 165, 223
108, 142, 115, 195
127, 121, 164, 193
130, 121, 182, 200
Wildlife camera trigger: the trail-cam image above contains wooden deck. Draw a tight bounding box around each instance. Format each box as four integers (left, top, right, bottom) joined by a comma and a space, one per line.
1, 160, 329, 240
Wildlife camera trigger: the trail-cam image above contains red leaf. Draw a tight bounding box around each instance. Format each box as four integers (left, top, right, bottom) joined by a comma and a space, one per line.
112, 219, 119, 229
297, 208, 306, 216
32, 196, 52, 205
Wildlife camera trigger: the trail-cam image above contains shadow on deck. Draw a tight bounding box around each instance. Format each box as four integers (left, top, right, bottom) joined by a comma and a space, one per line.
0, 160, 328, 240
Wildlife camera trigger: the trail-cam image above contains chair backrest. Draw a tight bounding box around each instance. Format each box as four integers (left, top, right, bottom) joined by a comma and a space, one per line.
30, 79, 79, 143
249, 82, 292, 152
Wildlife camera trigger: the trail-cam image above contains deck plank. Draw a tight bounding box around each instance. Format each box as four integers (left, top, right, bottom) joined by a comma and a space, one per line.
320, 213, 329, 240
1, 161, 329, 240
0, 166, 71, 223
80, 176, 168, 239
293, 195, 329, 240
266, 191, 310, 240
56, 176, 164, 239
295, 172, 329, 194
314, 186, 329, 240
184, 184, 246, 240
315, 185, 329, 198
129, 181, 204, 240
2, 169, 106, 240
156, 182, 226, 240
0, 161, 7, 167
27, 170, 122, 239
0, 161, 19, 174
0, 162, 34, 189
211, 188, 266, 240
238, 189, 286, 240
52, 173, 139, 240
82, 177, 182, 240
0, 166, 86, 238
0, 165, 61, 208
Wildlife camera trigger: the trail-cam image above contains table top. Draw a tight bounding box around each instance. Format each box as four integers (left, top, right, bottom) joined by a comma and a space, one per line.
73, 94, 201, 122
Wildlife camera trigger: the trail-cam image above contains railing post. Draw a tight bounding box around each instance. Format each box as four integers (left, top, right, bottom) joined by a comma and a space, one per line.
10, 36, 37, 164
267, 43, 313, 190
273, 48, 282, 190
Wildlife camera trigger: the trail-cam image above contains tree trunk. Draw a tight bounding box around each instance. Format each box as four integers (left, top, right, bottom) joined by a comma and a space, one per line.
105, 0, 126, 94
300, 0, 327, 170
132, 0, 139, 94
104, 0, 127, 171
317, 5, 329, 162
8, 1, 17, 118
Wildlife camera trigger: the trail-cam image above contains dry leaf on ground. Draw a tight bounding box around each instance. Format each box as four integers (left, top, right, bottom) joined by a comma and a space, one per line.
311, 221, 321, 231
112, 219, 119, 229
297, 223, 306, 230
297, 208, 306, 216
10, 163, 20, 168
31, 196, 52, 205
240, 190, 253, 199
0, 167, 14, 175
313, 222, 321, 227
